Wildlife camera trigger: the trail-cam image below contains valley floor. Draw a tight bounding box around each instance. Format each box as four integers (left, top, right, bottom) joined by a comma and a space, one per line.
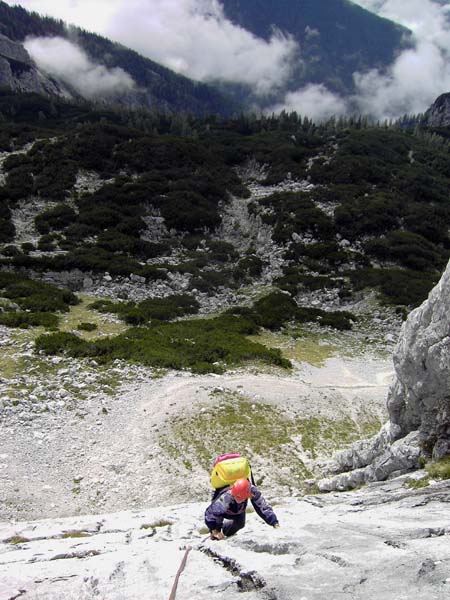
0, 351, 393, 523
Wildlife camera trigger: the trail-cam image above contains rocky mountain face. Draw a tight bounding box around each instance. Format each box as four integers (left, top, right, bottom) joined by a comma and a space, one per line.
425, 93, 450, 127
1, 474, 449, 599
0, 33, 66, 97
319, 258, 450, 491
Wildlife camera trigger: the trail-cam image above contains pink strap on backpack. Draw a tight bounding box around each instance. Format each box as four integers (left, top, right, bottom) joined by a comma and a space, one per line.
213, 453, 241, 466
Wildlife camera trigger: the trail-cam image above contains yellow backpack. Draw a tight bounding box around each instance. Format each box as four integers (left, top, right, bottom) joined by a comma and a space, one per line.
210, 453, 251, 489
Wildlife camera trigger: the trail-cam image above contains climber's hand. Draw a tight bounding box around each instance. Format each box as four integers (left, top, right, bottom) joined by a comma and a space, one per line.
210, 529, 225, 540
273, 524, 280, 529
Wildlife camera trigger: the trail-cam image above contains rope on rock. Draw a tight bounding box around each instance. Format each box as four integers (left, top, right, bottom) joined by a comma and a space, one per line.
168, 545, 192, 600
168, 535, 210, 600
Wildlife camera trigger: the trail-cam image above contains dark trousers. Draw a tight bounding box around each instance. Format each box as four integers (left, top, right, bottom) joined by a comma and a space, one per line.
223, 512, 246, 537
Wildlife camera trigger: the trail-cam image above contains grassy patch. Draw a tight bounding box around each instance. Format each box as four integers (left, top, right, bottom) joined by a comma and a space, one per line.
59, 293, 127, 339
61, 530, 92, 539
247, 330, 338, 367
3, 535, 30, 545
158, 392, 383, 489
426, 456, 450, 480
405, 477, 429, 489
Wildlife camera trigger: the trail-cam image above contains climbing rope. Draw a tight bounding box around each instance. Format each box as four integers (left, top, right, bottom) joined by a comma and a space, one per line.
168, 535, 210, 600
168, 545, 192, 600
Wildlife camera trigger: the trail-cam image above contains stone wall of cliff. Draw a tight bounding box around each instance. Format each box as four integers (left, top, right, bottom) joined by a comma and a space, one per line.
0, 33, 65, 97
319, 259, 450, 491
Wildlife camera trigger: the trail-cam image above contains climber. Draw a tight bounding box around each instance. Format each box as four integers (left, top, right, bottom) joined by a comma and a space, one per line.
205, 478, 279, 540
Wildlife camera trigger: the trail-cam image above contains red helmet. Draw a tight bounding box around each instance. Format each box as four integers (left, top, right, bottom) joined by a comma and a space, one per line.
230, 478, 252, 502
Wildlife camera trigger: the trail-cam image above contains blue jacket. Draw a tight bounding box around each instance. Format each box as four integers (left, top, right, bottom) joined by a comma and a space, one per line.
204, 484, 279, 531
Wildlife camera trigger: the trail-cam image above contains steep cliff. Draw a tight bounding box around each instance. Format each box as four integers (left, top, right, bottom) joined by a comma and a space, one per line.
424, 93, 450, 127
319, 259, 450, 491
0, 33, 66, 97
388, 259, 450, 460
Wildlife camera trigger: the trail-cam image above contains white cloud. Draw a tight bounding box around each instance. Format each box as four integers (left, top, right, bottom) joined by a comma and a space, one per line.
24, 36, 135, 99
8, 0, 450, 119
269, 84, 348, 123
7, 0, 298, 96
4, 0, 119, 32
350, 0, 450, 119
105, 0, 297, 95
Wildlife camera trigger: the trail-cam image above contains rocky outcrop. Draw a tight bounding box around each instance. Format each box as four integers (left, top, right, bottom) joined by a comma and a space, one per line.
425, 93, 450, 127
0, 33, 66, 97
1, 477, 449, 599
319, 259, 450, 491
388, 259, 450, 459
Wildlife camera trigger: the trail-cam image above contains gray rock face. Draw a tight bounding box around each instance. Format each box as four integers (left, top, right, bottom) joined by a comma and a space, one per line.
0, 33, 66, 97
388, 259, 450, 460
425, 92, 450, 127
0, 33, 31, 65
319, 259, 450, 490
1, 477, 449, 599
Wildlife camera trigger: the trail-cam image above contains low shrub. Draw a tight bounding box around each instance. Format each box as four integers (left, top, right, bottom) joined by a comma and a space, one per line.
35, 204, 76, 234
21, 242, 35, 254
252, 291, 298, 329
190, 269, 233, 294
0, 272, 78, 312
244, 291, 355, 331
35, 315, 291, 373
365, 230, 447, 271
2, 245, 21, 257
233, 255, 264, 282
348, 268, 439, 307
77, 322, 98, 331
0, 311, 59, 329
89, 294, 200, 324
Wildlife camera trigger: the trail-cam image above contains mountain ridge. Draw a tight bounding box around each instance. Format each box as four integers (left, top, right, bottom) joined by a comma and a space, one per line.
0, 0, 413, 115
0, 1, 236, 115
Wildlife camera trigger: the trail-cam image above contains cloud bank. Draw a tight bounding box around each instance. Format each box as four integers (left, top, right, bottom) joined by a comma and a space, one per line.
25, 36, 135, 99
8, 0, 450, 120
106, 0, 297, 95
273, 0, 450, 121
350, 0, 450, 119
8, 0, 298, 96
271, 85, 349, 122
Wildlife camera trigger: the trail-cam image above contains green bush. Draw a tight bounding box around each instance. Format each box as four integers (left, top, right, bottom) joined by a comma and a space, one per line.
0, 311, 59, 328
35, 316, 291, 374
21, 242, 35, 254
77, 322, 98, 331
37, 234, 57, 251
90, 294, 200, 324
190, 270, 232, 294
252, 291, 298, 329
2, 245, 21, 257
258, 192, 335, 243
349, 268, 439, 306
124, 294, 200, 324
365, 231, 446, 271
0, 217, 15, 243
0, 272, 78, 312
35, 204, 76, 234
233, 255, 264, 282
